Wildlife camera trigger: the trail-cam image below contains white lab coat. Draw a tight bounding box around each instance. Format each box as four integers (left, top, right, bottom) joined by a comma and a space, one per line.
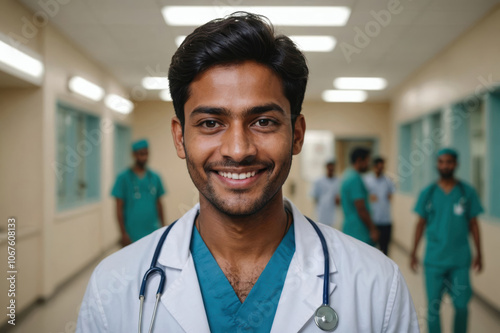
76, 199, 419, 333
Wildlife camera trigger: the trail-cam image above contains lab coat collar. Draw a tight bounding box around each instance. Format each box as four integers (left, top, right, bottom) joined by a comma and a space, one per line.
157, 199, 338, 332
157, 203, 200, 269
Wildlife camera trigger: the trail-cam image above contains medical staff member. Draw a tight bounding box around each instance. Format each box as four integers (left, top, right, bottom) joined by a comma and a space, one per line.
364, 157, 395, 255
311, 160, 340, 227
77, 13, 418, 333
112, 139, 166, 246
341, 147, 380, 246
410, 148, 483, 333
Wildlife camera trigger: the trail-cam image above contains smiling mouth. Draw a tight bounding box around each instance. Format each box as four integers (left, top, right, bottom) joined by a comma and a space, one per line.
217, 170, 258, 180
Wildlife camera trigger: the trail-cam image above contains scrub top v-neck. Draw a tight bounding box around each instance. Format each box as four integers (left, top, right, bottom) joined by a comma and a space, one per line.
190, 223, 295, 332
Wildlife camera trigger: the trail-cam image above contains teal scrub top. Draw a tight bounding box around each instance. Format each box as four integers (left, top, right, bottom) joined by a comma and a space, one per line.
191, 224, 295, 332
414, 181, 483, 268
341, 169, 373, 245
111, 168, 166, 242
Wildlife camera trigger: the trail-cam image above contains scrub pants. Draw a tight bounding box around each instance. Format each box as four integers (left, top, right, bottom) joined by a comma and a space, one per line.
375, 224, 392, 255
424, 266, 472, 333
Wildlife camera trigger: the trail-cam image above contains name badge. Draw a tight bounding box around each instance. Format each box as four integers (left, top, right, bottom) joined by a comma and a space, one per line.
454, 203, 464, 216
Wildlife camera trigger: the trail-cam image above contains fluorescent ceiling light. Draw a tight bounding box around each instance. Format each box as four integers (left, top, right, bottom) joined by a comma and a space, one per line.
175, 35, 186, 47
105, 94, 134, 114
322, 90, 367, 103
334, 77, 387, 90
0, 40, 44, 78
290, 36, 336, 52
162, 6, 351, 26
68, 76, 104, 101
142, 77, 169, 90
159, 89, 172, 102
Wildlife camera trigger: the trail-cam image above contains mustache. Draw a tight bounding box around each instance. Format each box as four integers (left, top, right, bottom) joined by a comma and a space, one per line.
204, 159, 273, 171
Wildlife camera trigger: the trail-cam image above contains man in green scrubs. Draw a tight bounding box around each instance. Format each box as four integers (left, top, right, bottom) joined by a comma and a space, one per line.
112, 139, 166, 246
341, 147, 380, 245
410, 148, 483, 333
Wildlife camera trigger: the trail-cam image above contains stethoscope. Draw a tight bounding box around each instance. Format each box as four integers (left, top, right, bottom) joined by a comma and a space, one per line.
129, 169, 157, 199
425, 181, 467, 215
138, 215, 339, 332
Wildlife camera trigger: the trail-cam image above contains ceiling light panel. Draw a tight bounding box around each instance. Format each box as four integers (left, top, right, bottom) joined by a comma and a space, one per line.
105, 94, 134, 114
142, 77, 169, 90
290, 36, 336, 52
162, 6, 351, 27
334, 77, 387, 90
0, 40, 44, 79
68, 76, 104, 101
322, 90, 367, 103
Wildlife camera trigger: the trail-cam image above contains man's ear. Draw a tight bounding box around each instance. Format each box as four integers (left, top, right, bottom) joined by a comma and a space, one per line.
292, 114, 306, 155
171, 116, 186, 159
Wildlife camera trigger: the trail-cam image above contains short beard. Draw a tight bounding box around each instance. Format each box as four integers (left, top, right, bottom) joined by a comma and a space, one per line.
184, 147, 293, 217
439, 170, 454, 179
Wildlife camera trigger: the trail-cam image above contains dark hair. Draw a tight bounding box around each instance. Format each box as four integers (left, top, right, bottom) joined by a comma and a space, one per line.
373, 156, 385, 165
168, 12, 309, 127
350, 147, 371, 165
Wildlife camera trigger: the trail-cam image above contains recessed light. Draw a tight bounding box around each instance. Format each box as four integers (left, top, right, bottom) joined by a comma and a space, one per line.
105, 94, 134, 114
68, 76, 104, 101
290, 36, 336, 52
334, 77, 387, 90
162, 6, 351, 27
322, 90, 367, 103
142, 77, 169, 90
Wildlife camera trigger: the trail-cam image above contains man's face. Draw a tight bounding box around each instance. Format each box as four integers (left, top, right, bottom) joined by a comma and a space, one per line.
133, 148, 149, 168
437, 154, 457, 179
374, 161, 384, 175
171, 61, 306, 216
359, 156, 371, 173
326, 163, 335, 177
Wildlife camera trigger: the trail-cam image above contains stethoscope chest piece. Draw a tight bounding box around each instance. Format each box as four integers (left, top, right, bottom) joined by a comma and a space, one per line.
314, 304, 339, 331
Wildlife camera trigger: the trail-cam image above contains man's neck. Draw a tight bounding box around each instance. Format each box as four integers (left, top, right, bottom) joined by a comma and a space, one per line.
375, 172, 383, 178
196, 192, 289, 264
438, 177, 457, 192
132, 165, 146, 175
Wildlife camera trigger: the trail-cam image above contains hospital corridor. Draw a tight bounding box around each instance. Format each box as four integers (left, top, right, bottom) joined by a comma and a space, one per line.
1, 1, 500, 332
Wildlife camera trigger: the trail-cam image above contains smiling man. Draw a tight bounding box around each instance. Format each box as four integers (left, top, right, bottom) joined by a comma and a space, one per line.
77, 12, 418, 333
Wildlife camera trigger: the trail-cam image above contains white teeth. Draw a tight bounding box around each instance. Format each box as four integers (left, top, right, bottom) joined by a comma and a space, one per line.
218, 171, 258, 180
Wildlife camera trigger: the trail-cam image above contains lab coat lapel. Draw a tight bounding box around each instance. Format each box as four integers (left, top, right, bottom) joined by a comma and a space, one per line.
271, 200, 337, 333
157, 204, 211, 333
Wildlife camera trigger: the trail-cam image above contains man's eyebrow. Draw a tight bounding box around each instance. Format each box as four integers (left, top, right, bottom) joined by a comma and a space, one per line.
243, 103, 286, 117
189, 106, 231, 118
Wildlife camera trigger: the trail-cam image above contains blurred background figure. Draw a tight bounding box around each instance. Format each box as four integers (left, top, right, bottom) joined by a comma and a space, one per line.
410, 148, 484, 333
310, 160, 340, 227
340, 147, 379, 246
112, 139, 167, 246
364, 157, 395, 256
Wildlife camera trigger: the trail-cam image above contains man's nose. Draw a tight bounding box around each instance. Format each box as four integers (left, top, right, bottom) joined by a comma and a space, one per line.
219, 123, 257, 163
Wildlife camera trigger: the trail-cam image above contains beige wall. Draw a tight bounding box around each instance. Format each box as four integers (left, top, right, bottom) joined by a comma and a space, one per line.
0, 1, 131, 325
390, 5, 500, 309
132, 100, 391, 223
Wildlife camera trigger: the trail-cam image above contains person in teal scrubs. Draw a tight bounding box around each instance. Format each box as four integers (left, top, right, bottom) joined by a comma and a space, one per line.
341, 147, 380, 245
410, 148, 484, 333
112, 139, 166, 245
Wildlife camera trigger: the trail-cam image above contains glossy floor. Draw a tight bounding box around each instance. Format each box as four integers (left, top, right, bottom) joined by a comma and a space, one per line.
5, 243, 500, 333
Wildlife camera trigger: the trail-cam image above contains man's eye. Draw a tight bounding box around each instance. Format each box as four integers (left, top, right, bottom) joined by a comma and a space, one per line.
255, 119, 272, 127
202, 120, 220, 128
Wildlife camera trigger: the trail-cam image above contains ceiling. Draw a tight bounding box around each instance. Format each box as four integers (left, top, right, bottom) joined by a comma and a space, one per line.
16, 0, 500, 101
